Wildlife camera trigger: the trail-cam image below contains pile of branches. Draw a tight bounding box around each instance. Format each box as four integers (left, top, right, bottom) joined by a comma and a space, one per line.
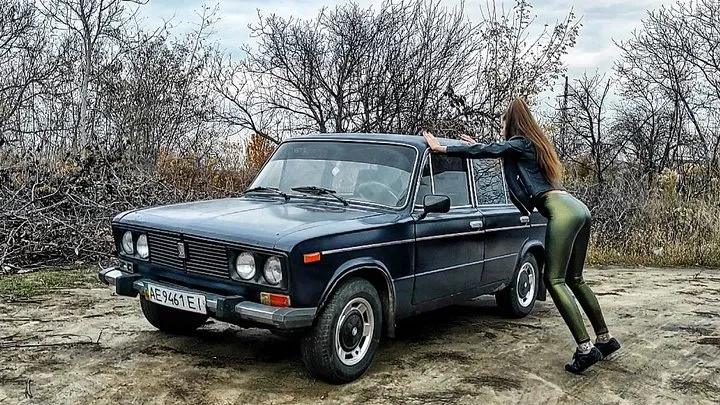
0, 148, 245, 273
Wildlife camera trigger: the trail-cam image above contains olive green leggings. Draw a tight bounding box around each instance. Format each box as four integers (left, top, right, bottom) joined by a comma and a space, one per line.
538, 192, 608, 344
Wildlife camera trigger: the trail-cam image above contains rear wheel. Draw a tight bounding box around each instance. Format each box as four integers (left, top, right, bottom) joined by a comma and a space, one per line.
495, 253, 539, 318
300, 278, 382, 384
140, 296, 208, 334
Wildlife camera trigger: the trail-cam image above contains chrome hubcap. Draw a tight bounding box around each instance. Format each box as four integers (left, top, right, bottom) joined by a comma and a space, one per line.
335, 297, 374, 366
516, 262, 536, 308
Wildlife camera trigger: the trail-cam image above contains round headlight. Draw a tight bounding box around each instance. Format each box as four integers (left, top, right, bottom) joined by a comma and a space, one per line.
263, 256, 283, 285
136, 234, 149, 258
235, 252, 256, 280
122, 231, 134, 254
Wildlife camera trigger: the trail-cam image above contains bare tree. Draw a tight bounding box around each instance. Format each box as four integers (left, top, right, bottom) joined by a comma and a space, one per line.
215, 1, 477, 141
613, 84, 689, 180
39, 0, 148, 150
442, 0, 581, 140
0, 0, 59, 148
215, 0, 579, 142
615, 0, 720, 178
563, 73, 624, 186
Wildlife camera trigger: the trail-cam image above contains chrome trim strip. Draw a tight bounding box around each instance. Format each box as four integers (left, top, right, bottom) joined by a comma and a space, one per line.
469, 158, 478, 207
429, 149, 436, 193
322, 226, 528, 256
531, 223, 547, 228
484, 225, 528, 233
413, 149, 432, 209
485, 253, 517, 262
234, 303, 317, 328
414, 259, 486, 278
393, 253, 518, 281
322, 228, 486, 255
478, 203, 517, 208
235, 302, 278, 324
321, 239, 415, 255
415, 230, 482, 241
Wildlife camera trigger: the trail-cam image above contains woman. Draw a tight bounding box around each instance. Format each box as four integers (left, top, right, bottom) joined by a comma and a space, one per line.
422, 98, 620, 374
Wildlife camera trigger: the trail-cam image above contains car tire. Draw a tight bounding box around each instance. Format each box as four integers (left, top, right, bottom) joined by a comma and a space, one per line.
495, 253, 539, 318
300, 278, 383, 384
139, 295, 209, 334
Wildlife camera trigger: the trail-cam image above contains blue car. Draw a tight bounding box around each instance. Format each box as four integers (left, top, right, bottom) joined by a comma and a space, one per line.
99, 133, 548, 384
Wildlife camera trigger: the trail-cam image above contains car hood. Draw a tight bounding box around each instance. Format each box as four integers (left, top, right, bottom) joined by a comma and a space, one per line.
114, 197, 391, 250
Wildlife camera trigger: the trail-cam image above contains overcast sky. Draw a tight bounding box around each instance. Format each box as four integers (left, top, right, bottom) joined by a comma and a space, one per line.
140, 0, 681, 105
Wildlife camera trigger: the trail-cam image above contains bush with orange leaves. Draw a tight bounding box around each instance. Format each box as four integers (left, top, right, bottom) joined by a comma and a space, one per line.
156, 134, 276, 194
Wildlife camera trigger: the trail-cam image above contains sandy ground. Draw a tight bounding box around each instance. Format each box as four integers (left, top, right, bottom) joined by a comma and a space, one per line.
0, 267, 719, 405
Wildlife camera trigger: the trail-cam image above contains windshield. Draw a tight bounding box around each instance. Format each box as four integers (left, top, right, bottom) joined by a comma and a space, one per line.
249, 141, 417, 207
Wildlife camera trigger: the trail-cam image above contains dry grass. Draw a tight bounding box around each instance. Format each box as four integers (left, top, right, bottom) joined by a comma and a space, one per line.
587, 170, 720, 268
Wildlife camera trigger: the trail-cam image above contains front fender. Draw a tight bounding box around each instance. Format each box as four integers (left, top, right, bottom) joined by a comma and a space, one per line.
317, 257, 397, 338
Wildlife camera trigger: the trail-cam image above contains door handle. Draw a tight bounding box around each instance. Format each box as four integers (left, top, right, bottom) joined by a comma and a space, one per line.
520, 216, 530, 225
470, 220, 484, 229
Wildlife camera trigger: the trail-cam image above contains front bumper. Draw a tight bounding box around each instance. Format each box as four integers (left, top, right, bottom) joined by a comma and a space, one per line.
98, 266, 316, 330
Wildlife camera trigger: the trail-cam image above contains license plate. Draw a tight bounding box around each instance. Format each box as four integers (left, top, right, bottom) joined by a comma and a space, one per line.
145, 283, 207, 315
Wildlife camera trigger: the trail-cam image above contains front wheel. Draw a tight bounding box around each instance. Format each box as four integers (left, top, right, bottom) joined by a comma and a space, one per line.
300, 278, 382, 384
495, 253, 539, 318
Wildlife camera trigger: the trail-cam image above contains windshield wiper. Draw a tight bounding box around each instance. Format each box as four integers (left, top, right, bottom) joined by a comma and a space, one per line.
244, 186, 290, 201
291, 186, 349, 206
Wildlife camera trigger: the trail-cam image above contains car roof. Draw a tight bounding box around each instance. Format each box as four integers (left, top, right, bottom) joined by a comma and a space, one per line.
285, 132, 468, 150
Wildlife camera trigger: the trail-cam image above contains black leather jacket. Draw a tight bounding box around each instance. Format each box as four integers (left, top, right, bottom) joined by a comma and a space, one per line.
445, 135, 564, 215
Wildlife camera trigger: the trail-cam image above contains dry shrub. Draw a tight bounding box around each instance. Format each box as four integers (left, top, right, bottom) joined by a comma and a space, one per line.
155, 134, 275, 193
156, 147, 248, 194
243, 133, 276, 174
1, 136, 278, 272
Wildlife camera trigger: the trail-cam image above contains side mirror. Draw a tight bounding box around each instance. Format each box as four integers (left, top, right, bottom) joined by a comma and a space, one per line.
419, 195, 451, 219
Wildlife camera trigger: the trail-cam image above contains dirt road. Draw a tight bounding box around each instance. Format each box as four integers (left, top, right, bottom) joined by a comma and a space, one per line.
1, 267, 719, 405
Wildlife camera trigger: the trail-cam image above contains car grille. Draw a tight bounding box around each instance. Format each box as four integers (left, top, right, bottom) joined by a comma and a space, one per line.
147, 232, 229, 279
147, 232, 184, 269
185, 237, 229, 278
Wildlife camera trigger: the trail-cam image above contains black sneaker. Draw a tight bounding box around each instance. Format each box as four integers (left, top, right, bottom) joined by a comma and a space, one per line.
595, 338, 621, 358
564, 347, 603, 374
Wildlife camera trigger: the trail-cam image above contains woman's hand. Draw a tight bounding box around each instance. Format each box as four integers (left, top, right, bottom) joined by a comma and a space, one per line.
422, 130, 446, 153
459, 134, 477, 145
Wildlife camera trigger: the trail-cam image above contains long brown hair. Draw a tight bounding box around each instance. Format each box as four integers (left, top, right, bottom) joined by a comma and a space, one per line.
502, 98, 563, 184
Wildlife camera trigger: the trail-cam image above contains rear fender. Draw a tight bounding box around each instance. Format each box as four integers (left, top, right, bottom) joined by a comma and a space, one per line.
517, 240, 546, 301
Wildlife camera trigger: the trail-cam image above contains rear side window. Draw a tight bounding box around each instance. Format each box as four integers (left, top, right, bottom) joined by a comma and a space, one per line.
472, 159, 507, 205
414, 154, 471, 207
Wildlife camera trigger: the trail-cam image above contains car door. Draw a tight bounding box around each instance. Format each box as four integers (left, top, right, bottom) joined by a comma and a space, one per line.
472, 158, 530, 285
412, 153, 485, 304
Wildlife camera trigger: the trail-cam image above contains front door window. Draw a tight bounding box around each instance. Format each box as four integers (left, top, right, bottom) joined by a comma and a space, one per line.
415, 154, 471, 208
